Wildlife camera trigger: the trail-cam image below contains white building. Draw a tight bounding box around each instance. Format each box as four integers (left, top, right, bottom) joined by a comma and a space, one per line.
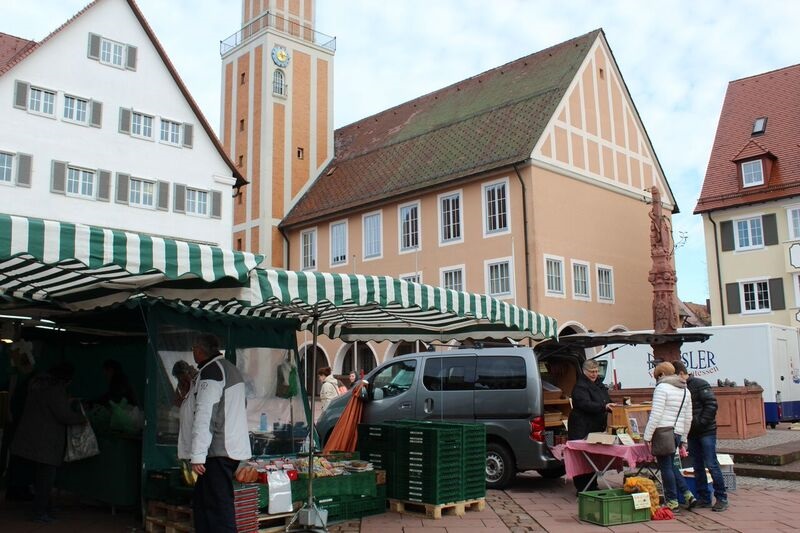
0, 0, 243, 247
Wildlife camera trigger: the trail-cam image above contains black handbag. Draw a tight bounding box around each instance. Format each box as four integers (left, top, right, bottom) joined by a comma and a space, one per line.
650, 388, 686, 456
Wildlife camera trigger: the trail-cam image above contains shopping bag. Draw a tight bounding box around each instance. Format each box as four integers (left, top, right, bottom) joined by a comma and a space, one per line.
109, 399, 144, 434
64, 421, 100, 462
267, 470, 293, 514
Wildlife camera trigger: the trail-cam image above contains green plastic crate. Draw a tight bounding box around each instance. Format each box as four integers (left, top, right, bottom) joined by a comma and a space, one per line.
578, 489, 650, 526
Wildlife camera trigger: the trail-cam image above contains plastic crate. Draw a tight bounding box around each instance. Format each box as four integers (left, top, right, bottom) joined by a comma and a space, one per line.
578, 489, 650, 526
317, 498, 345, 523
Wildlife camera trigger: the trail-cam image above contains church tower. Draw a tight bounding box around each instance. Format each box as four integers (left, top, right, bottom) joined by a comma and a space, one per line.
220, 0, 335, 266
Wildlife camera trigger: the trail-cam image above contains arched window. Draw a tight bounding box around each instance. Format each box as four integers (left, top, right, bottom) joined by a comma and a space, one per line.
272, 69, 287, 96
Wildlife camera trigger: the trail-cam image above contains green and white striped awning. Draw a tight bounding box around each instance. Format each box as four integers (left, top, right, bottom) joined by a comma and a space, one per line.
177, 269, 558, 342
0, 214, 262, 305
0, 214, 557, 342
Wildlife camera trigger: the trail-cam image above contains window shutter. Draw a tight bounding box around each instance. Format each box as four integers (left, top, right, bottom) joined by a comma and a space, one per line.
13, 80, 28, 110
87, 33, 101, 60
125, 45, 137, 70
90, 100, 103, 128
115, 173, 130, 204
97, 170, 111, 201
211, 190, 222, 219
182, 123, 193, 148
769, 278, 786, 311
119, 108, 131, 134
16, 153, 32, 187
174, 184, 186, 213
725, 283, 741, 315
51, 160, 67, 194
720, 220, 735, 252
763, 214, 778, 246
157, 181, 169, 211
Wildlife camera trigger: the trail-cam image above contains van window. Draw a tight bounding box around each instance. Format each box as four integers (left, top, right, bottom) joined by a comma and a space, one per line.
371, 359, 417, 398
423, 357, 476, 391
475, 356, 526, 390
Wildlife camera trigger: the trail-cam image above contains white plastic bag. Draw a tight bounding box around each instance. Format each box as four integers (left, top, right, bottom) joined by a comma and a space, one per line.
267, 470, 293, 514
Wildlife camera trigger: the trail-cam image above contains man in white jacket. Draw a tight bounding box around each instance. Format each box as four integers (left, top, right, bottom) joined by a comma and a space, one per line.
178, 334, 251, 533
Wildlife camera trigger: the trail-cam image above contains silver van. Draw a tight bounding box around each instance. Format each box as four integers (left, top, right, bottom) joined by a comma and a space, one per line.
316, 347, 573, 489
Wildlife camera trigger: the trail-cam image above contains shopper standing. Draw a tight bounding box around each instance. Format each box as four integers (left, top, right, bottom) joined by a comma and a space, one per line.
10, 362, 86, 523
178, 334, 251, 533
643, 362, 693, 513
672, 360, 728, 512
568, 359, 615, 493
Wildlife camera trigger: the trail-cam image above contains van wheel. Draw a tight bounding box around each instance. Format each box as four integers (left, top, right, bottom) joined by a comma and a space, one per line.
536, 464, 566, 479
486, 442, 514, 489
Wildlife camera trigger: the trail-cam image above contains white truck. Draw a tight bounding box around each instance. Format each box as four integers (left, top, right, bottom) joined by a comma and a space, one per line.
595, 323, 800, 427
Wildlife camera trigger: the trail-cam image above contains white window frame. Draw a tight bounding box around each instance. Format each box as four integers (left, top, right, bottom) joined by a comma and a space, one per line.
740, 278, 771, 314
787, 206, 800, 242
734, 216, 764, 251
793, 273, 800, 309
398, 200, 421, 253
440, 265, 465, 292
0, 152, 13, 185
482, 178, 510, 236
543, 254, 565, 298
571, 259, 591, 301
159, 118, 182, 146
485, 257, 514, 299
66, 165, 95, 199
400, 273, 422, 284
741, 159, 764, 187
100, 37, 125, 68
597, 264, 615, 303
63, 94, 89, 125
438, 190, 463, 246
329, 220, 348, 267
185, 187, 209, 217
362, 210, 383, 260
272, 69, 287, 97
128, 177, 156, 209
131, 111, 154, 139
28, 86, 56, 117
301, 228, 317, 271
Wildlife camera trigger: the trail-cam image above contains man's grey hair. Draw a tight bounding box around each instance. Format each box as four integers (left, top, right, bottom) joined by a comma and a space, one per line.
582, 360, 600, 372
193, 334, 221, 357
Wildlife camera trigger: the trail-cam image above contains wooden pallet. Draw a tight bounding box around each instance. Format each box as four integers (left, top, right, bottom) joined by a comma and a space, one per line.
388, 497, 486, 519
144, 517, 193, 533
255, 511, 294, 532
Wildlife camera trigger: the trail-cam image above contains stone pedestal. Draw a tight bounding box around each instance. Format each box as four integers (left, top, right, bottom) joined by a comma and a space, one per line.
609, 386, 766, 440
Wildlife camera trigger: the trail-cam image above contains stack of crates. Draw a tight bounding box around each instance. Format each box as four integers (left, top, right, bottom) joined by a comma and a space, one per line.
357, 421, 486, 504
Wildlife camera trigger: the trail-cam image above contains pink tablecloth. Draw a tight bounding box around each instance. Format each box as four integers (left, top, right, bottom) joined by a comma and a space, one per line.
554, 441, 655, 478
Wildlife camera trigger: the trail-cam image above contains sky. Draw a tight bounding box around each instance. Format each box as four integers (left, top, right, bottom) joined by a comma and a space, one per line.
5, 0, 800, 305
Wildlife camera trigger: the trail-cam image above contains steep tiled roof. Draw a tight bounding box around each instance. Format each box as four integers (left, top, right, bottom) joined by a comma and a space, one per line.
0, 0, 244, 187
695, 64, 800, 214
0, 32, 36, 69
281, 29, 602, 227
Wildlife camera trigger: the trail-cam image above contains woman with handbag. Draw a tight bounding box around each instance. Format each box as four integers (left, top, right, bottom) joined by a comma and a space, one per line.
643, 362, 694, 513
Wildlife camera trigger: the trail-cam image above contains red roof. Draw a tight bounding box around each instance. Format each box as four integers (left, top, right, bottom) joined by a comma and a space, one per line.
695, 64, 800, 214
0, 32, 36, 70
0, 0, 244, 187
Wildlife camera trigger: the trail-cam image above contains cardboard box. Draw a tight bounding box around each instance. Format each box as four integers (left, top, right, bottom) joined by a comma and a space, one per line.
586, 432, 618, 445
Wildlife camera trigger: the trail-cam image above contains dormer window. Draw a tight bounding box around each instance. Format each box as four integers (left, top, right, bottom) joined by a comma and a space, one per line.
741, 159, 764, 187
752, 117, 767, 135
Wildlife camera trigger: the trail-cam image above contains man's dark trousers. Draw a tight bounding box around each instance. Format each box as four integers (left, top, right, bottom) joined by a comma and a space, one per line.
193, 456, 239, 533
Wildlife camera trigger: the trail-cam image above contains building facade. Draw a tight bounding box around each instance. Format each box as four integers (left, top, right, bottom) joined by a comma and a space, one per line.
0, 0, 241, 246
278, 29, 679, 376
696, 65, 800, 326
220, 0, 335, 262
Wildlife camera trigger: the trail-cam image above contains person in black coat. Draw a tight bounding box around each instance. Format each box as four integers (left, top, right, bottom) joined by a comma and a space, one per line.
568, 359, 615, 493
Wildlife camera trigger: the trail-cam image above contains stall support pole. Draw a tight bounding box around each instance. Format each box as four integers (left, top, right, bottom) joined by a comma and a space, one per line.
287, 310, 327, 532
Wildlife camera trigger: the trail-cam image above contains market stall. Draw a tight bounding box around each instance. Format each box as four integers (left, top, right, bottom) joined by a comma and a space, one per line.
0, 213, 559, 528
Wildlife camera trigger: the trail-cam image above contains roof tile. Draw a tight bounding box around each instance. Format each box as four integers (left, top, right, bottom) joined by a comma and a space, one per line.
282, 29, 602, 227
